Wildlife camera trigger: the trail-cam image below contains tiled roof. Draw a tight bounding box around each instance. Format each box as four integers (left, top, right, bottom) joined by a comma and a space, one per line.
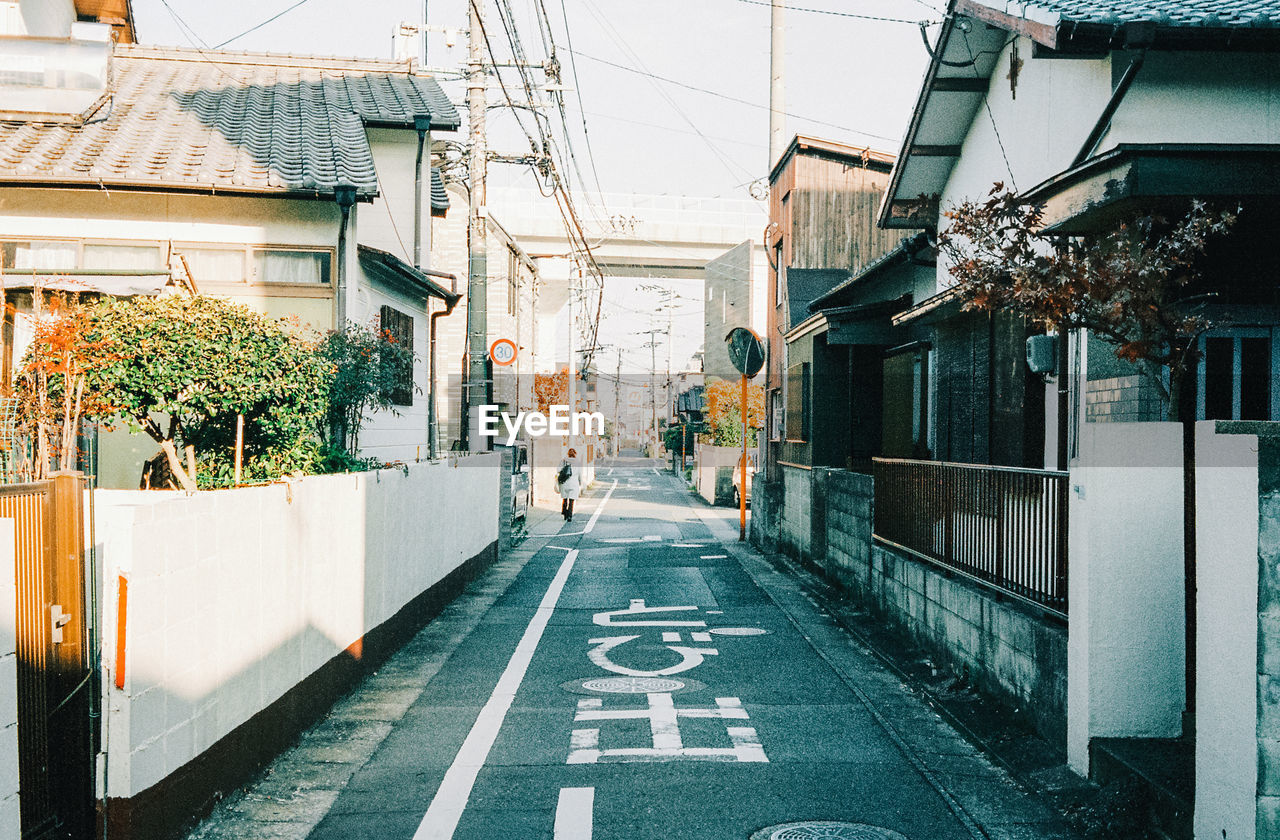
975, 0, 1280, 26
0, 45, 460, 199
430, 167, 449, 216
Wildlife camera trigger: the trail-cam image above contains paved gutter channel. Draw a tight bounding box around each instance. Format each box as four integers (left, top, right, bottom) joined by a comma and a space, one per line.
184, 502, 570, 840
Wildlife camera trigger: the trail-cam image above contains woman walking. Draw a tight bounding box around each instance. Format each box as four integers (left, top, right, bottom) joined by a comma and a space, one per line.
557, 447, 580, 521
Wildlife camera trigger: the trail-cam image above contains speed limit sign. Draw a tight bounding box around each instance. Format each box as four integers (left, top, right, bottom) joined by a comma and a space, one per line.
489, 338, 517, 366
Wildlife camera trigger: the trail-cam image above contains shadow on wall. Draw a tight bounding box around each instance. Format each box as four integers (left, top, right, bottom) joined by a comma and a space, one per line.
94, 456, 500, 840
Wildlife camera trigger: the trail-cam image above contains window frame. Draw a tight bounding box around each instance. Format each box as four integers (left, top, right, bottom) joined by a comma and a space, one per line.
1196, 326, 1279, 421
379, 304, 416, 407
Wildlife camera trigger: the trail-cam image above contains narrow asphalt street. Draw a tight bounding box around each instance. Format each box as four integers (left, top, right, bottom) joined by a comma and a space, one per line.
189, 456, 1078, 840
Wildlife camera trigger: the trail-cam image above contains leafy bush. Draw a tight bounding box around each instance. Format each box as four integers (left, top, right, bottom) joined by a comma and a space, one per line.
315, 323, 415, 457
18, 295, 331, 489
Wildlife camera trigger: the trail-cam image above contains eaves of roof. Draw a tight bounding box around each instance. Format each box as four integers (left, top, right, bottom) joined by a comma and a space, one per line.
878, 12, 1005, 231
358, 244, 460, 305
769, 134, 896, 184
891, 286, 964, 326
808, 231, 933, 310
878, 0, 1280, 230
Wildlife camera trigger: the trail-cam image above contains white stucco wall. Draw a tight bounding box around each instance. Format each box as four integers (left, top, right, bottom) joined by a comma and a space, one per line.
0, 519, 19, 838
95, 454, 500, 798
14, 0, 75, 37
363, 129, 432, 266
1066, 422, 1185, 774
1106, 52, 1280, 151
1195, 423, 1260, 840
940, 39, 1112, 235
355, 273, 431, 462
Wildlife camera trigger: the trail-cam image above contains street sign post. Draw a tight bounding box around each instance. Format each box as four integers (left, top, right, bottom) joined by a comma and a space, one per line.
489, 338, 517, 367
725, 328, 764, 542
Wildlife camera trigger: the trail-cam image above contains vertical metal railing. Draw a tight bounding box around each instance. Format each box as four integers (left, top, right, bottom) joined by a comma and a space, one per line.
872, 458, 1069, 618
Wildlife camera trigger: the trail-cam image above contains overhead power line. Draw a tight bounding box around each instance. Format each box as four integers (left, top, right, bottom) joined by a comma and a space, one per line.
732, 0, 941, 24
213, 0, 317, 49
566, 48, 901, 146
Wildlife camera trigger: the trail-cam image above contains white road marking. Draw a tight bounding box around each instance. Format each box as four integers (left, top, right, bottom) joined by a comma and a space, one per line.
594, 600, 706, 627
598, 537, 641, 545
700, 554, 728, 559
642, 535, 662, 542
412, 549, 579, 840
661, 631, 682, 643
587, 635, 718, 677
584, 480, 617, 534
691, 632, 712, 643
671, 543, 706, 548
568, 693, 768, 764
554, 787, 595, 840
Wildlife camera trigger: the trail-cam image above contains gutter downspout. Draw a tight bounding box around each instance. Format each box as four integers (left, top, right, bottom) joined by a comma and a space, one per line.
413, 115, 431, 268
429, 275, 459, 459
1071, 29, 1152, 168
334, 183, 358, 328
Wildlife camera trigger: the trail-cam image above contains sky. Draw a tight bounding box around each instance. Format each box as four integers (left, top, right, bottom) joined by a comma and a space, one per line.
132, 0, 939, 375
132, 0, 937, 198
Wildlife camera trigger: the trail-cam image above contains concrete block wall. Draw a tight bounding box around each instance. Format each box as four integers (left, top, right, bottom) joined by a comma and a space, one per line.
0, 520, 19, 837
778, 464, 813, 559
1258, 433, 1280, 840
760, 464, 1068, 746
96, 455, 500, 805
862, 543, 1068, 745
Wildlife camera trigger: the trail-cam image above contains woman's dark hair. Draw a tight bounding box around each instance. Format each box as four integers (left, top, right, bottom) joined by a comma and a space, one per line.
567, 448, 578, 458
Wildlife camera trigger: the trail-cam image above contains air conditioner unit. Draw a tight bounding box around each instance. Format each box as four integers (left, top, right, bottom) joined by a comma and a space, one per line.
1026, 334, 1057, 374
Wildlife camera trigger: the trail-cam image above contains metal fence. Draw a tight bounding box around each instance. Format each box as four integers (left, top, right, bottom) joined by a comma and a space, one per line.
872, 458, 1069, 619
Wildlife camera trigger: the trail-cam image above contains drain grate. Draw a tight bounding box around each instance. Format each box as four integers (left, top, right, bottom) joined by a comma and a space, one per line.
750, 823, 910, 840
560, 676, 706, 695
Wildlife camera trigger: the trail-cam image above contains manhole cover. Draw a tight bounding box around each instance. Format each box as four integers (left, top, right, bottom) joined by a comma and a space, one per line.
750, 823, 909, 840
709, 627, 769, 636
560, 676, 706, 695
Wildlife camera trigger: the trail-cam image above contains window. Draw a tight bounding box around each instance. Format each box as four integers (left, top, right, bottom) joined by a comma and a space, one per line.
1, 240, 76, 270
785, 362, 810, 442
380, 305, 415, 406
1199, 329, 1277, 421
770, 388, 783, 441
252, 249, 330, 284
176, 247, 246, 285
774, 241, 785, 307
82, 243, 163, 270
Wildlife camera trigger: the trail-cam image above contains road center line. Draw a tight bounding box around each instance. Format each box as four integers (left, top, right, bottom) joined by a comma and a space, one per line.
553, 787, 595, 839
583, 479, 617, 534
412, 548, 580, 840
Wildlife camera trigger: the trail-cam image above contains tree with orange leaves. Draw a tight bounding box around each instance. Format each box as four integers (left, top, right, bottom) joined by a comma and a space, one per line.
703, 379, 764, 447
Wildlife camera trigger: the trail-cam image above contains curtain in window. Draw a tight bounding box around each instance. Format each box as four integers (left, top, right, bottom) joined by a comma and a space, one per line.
82, 244, 163, 270
179, 248, 246, 285
4, 241, 76, 270
254, 250, 328, 284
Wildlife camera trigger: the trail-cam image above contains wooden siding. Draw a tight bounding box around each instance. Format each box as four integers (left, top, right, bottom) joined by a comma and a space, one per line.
788, 157, 904, 277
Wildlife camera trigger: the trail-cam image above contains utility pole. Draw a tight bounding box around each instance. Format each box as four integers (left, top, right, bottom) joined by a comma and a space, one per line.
567, 266, 577, 457
612, 351, 622, 457
462, 0, 488, 450
769, 0, 786, 168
